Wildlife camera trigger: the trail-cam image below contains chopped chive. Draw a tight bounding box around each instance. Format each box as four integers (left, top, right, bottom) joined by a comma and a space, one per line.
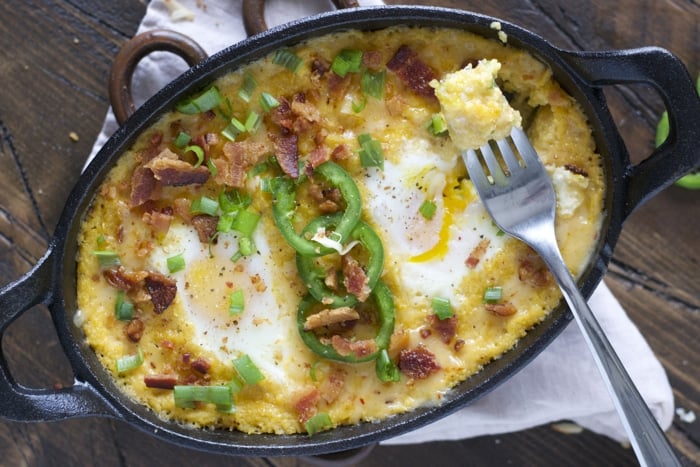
419, 199, 437, 220
173, 131, 192, 148
483, 286, 503, 304
238, 72, 257, 102
305, 412, 333, 436
116, 348, 143, 374
427, 113, 448, 136
176, 86, 223, 114
229, 289, 245, 315
173, 385, 233, 412
94, 250, 120, 268
331, 49, 362, 77
167, 253, 185, 273
190, 196, 219, 216
431, 296, 454, 320
357, 133, 384, 169
259, 92, 280, 112
272, 48, 303, 73
114, 290, 134, 321
376, 349, 400, 382
232, 354, 265, 385
184, 144, 205, 168
361, 69, 386, 99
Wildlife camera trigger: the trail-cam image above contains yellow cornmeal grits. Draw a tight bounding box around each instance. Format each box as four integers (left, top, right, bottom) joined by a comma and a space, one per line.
75, 26, 605, 435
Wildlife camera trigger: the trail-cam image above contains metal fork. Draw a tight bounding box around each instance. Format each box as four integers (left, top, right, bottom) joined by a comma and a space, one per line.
463, 127, 681, 467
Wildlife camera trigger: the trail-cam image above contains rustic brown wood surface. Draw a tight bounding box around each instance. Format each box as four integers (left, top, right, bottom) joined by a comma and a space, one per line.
0, 0, 697, 465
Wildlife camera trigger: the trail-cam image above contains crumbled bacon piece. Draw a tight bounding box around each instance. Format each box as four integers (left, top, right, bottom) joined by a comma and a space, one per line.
270, 97, 294, 132
319, 369, 346, 404
190, 357, 211, 374
518, 249, 552, 287
125, 318, 145, 342
342, 254, 371, 302
327, 72, 352, 101
398, 346, 441, 379
466, 238, 491, 269
145, 152, 210, 187
311, 57, 330, 79
142, 207, 173, 236
386, 45, 437, 100
564, 163, 589, 177
214, 140, 270, 188
103, 267, 148, 291
191, 214, 219, 243
362, 50, 383, 70
303, 307, 360, 331
130, 166, 159, 207
144, 374, 177, 390
307, 145, 330, 169
428, 314, 457, 344
274, 133, 299, 178
329, 335, 377, 359
330, 144, 352, 162
191, 133, 220, 160
291, 97, 321, 133
308, 181, 342, 213
485, 302, 517, 316
144, 272, 177, 314
294, 388, 320, 424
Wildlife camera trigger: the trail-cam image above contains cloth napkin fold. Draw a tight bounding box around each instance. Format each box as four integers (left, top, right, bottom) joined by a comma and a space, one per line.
86, 0, 674, 445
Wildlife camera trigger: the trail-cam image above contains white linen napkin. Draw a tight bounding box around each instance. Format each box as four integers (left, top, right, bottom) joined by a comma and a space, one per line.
86, 0, 674, 445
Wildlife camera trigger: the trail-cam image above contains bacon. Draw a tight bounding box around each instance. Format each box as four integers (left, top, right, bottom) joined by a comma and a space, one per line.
342, 254, 371, 302
319, 368, 346, 405
274, 133, 299, 178
362, 50, 383, 70
142, 207, 173, 236
398, 346, 441, 379
144, 374, 177, 390
485, 302, 517, 316
130, 166, 159, 207
386, 45, 437, 100
330, 335, 377, 359
215, 141, 270, 187
303, 307, 360, 331
145, 153, 210, 187
518, 249, 552, 287
192, 133, 220, 160
270, 97, 294, 132
308, 181, 341, 213
330, 144, 352, 162
291, 97, 321, 133
191, 214, 219, 243
427, 314, 457, 344
103, 267, 148, 291
466, 238, 491, 269
125, 318, 145, 342
144, 272, 177, 314
327, 72, 352, 101
294, 388, 320, 424
311, 57, 329, 80
307, 145, 330, 169
190, 357, 211, 374
564, 163, 589, 177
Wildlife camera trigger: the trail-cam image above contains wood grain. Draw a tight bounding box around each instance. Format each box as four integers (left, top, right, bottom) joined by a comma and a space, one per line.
0, 0, 697, 466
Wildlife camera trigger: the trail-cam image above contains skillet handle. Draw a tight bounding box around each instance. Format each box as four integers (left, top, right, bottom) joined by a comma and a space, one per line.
0, 246, 117, 421
560, 47, 700, 219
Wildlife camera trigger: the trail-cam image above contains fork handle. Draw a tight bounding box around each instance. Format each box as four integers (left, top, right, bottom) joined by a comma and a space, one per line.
536, 239, 681, 467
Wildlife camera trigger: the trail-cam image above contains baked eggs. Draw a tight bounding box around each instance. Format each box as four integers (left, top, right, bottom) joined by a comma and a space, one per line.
76, 26, 605, 435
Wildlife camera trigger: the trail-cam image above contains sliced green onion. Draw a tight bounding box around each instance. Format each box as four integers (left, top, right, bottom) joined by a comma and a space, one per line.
358, 133, 384, 170
206, 158, 218, 177
232, 208, 261, 237
173, 385, 233, 412
167, 253, 185, 273
483, 286, 503, 304
331, 49, 362, 77
114, 290, 134, 321
259, 92, 280, 112
229, 289, 245, 315
116, 348, 143, 374
376, 349, 400, 382
96, 234, 106, 247
305, 412, 333, 436
176, 86, 223, 114
184, 144, 205, 168
219, 189, 251, 213
361, 69, 386, 99
217, 212, 236, 233
248, 160, 270, 178
238, 72, 257, 102
272, 48, 303, 73
431, 296, 454, 320
232, 354, 265, 385
229, 375, 244, 395
173, 131, 192, 148
427, 113, 449, 136
190, 195, 219, 216
244, 111, 262, 133
237, 236, 256, 257
221, 117, 247, 141
94, 250, 120, 268
351, 95, 367, 113
419, 199, 437, 220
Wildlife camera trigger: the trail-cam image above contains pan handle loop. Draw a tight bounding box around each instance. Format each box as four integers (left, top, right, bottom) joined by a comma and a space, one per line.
561, 47, 700, 219
243, 0, 359, 36
0, 245, 117, 421
109, 29, 208, 125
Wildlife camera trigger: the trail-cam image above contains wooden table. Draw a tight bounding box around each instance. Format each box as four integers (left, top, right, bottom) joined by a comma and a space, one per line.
0, 0, 697, 465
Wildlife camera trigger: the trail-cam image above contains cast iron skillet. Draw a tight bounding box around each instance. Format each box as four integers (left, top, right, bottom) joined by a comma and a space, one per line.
0, 5, 698, 458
